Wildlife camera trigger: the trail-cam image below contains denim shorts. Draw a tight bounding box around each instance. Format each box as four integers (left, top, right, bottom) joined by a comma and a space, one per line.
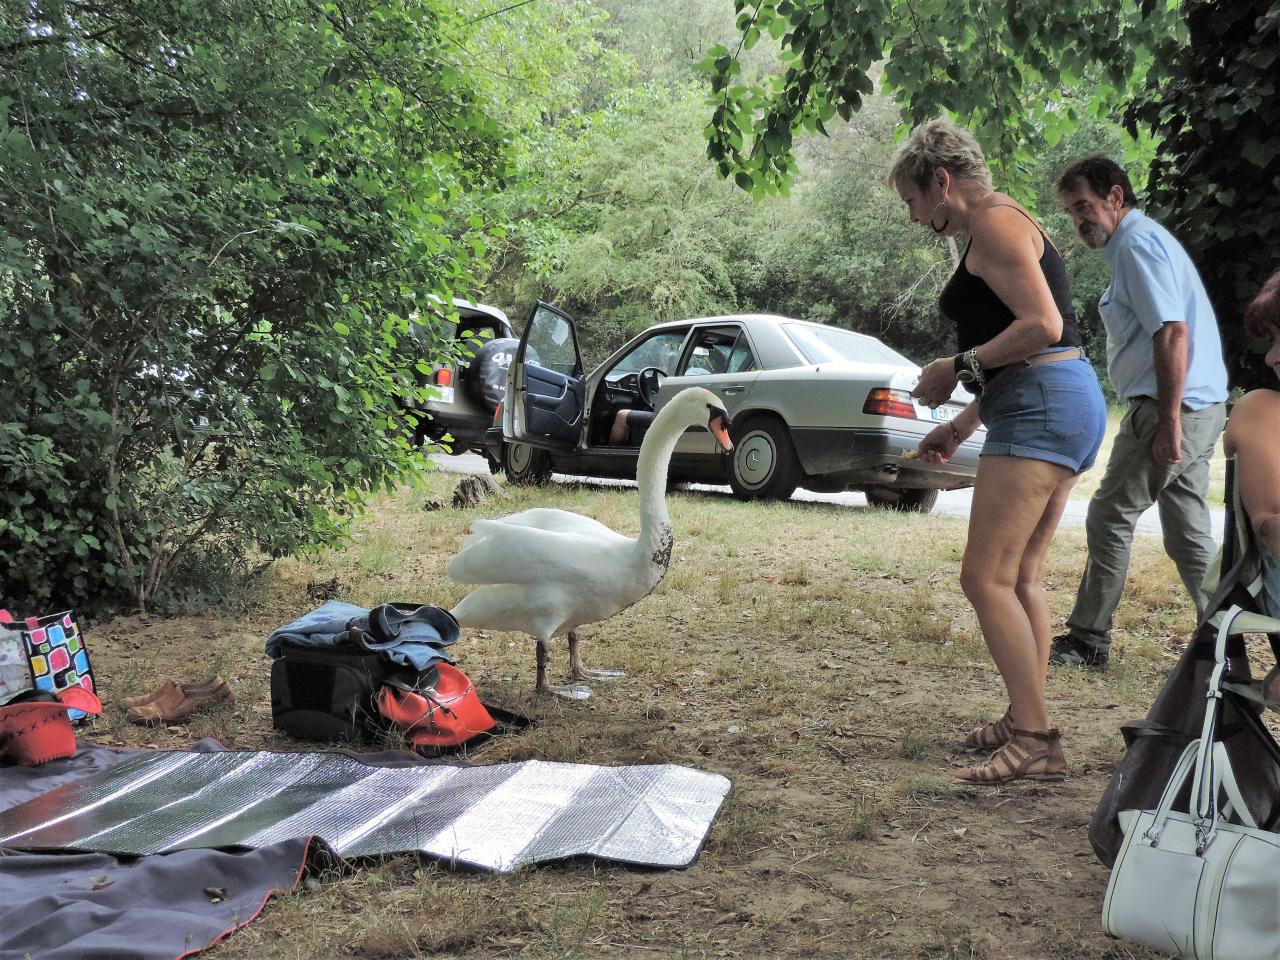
977, 357, 1107, 473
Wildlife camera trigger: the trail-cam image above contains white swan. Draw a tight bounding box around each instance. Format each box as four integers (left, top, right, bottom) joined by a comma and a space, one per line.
448, 386, 733, 698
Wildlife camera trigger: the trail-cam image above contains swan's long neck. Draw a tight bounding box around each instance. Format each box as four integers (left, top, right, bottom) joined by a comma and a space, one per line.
633, 401, 688, 568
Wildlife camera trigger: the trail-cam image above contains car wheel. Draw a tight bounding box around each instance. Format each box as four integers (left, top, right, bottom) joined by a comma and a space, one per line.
864, 487, 939, 514
502, 441, 552, 486
728, 417, 800, 501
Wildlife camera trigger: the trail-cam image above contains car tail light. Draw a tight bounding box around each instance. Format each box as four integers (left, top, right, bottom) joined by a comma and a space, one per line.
863, 388, 918, 419
492, 401, 502, 424
435, 367, 453, 387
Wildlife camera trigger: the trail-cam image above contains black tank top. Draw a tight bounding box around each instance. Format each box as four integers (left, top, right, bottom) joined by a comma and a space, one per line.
938, 205, 1082, 370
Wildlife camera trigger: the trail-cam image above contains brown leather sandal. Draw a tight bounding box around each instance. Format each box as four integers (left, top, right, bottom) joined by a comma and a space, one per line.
952, 728, 1066, 784
962, 708, 1015, 750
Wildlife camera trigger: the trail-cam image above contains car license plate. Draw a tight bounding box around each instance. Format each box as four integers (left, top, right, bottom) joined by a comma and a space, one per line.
436, 386, 454, 404
929, 405, 956, 422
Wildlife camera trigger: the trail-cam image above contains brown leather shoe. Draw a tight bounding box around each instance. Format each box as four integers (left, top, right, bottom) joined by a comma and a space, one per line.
126, 685, 197, 725
181, 675, 223, 695
120, 681, 183, 710
185, 678, 235, 708
125, 678, 234, 725
119, 676, 228, 710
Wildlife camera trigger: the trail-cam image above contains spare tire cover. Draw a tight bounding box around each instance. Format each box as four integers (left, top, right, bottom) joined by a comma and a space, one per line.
465, 337, 520, 413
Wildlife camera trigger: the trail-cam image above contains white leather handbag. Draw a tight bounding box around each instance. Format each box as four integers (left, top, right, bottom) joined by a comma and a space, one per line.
1102, 606, 1280, 959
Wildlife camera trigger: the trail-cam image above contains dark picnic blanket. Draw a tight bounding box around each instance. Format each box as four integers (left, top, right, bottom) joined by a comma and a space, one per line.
0, 740, 311, 960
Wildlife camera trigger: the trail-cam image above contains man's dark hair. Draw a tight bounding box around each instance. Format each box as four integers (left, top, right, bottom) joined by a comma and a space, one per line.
1055, 155, 1139, 208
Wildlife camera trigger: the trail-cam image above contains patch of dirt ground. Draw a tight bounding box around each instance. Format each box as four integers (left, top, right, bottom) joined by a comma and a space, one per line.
66, 472, 1237, 960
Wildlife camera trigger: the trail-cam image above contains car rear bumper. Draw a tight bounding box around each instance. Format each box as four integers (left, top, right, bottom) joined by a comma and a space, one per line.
790, 425, 982, 490
421, 406, 492, 452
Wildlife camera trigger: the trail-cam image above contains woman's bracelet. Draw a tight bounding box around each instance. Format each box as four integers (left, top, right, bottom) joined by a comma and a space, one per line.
953, 349, 985, 388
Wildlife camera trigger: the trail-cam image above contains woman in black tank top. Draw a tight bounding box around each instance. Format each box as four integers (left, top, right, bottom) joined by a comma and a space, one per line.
886, 119, 1106, 787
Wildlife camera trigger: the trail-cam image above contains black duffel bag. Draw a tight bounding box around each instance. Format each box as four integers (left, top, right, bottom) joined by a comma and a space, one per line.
270, 642, 420, 743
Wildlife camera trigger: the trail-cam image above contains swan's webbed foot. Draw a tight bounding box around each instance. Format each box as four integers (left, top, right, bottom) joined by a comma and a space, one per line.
570, 666, 625, 682
539, 681, 592, 701
567, 630, 625, 684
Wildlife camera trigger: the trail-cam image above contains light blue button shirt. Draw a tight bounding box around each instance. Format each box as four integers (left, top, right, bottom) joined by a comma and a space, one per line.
1099, 210, 1228, 410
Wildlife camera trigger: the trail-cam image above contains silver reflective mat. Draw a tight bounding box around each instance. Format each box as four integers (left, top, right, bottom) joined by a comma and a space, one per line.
0, 751, 731, 872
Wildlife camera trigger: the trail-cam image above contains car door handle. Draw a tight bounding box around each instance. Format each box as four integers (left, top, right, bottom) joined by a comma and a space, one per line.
722, 385, 745, 395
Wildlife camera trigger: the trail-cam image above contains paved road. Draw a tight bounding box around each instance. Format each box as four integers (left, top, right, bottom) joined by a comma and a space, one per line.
432, 453, 1225, 542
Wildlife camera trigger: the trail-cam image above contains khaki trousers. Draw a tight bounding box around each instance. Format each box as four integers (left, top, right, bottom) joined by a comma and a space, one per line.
1066, 397, 1226, 654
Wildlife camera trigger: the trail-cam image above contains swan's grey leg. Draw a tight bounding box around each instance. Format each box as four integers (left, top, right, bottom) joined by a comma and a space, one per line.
568, 630, 625, 682
536, 638, 550, 692
536, 636, 591, 700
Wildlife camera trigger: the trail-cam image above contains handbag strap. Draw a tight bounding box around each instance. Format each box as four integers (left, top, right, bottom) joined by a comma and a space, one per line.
1212, 741, 1259, 828
1192, 605, 1244, 820
1145, 741, 1202, 844
1187, 605, 1263, 838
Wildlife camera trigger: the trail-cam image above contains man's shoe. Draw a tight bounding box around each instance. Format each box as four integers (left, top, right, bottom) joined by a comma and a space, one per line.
1049, 633, 1109, 670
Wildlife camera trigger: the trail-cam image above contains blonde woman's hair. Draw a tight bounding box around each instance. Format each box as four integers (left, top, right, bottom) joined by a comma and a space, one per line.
888, 118, 994, 193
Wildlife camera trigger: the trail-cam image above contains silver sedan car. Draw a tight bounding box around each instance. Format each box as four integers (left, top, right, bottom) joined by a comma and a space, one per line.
485, 303, 984, 511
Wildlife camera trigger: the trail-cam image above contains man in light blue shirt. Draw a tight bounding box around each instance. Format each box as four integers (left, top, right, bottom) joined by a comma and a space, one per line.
1049, 156, 1228, 669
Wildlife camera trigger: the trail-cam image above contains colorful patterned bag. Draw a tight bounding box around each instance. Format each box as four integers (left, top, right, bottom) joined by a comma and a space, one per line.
0, 611, 32, 706
0, 610, 96, 721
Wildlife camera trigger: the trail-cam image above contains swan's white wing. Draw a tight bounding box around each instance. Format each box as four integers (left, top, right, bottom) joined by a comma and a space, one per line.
447, 519, 631, 585
493, 507, 621, 538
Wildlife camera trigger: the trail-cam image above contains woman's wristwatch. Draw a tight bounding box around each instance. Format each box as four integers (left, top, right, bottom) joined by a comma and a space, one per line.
953, 348, 986, 388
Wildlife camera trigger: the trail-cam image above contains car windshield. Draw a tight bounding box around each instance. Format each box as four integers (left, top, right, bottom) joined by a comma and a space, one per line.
783, 323, 915, 367
607, 331, 686, 379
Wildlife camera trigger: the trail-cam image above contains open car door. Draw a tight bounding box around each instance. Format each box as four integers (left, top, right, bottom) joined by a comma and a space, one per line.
502, 301, 585, 451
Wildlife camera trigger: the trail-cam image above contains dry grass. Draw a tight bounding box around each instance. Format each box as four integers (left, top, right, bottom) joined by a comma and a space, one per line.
76, 468, 1209, 960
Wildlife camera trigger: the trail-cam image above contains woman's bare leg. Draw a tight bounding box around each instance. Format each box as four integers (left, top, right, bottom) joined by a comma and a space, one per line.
961, 455, 1074, 732
1016, 473, 1079, 682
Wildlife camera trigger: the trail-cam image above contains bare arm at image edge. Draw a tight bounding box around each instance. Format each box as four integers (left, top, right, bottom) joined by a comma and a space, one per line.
1151, 321, 1188, 466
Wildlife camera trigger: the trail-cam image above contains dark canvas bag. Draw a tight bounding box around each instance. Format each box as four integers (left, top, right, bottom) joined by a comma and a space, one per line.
270, 643, 402, 743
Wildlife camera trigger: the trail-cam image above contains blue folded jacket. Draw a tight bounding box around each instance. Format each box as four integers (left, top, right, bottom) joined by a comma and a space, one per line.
265, 600, 458, 671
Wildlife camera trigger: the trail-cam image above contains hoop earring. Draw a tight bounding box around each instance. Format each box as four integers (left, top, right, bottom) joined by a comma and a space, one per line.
929, 200, 950, 234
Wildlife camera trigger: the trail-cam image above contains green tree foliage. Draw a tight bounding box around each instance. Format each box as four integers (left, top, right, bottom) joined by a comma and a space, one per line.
704, 0, 1280, 385
481, 20, 1125, 375
736, 97, 954, 358
486, 83, 763, 366
699, 0, 1177, 196
593, 0, 780, 89
1129, 0, 1280, 388
738, 100, 1123, 379
0, 0, 509, 611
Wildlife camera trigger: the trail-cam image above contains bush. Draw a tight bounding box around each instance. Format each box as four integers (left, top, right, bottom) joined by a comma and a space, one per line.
0, 0, 507, 612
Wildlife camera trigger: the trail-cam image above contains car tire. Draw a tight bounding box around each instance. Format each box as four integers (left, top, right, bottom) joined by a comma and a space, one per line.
728, 417, 800, 501
411, 418, 430, 448
501, 441, 552, 486
864, 487, 939, 514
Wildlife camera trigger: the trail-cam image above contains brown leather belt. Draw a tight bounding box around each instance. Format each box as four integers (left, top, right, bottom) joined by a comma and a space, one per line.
1026, 347, 1085, 365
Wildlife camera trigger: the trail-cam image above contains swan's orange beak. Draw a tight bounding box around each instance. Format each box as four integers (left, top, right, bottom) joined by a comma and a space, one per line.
708, 409, 733, 453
